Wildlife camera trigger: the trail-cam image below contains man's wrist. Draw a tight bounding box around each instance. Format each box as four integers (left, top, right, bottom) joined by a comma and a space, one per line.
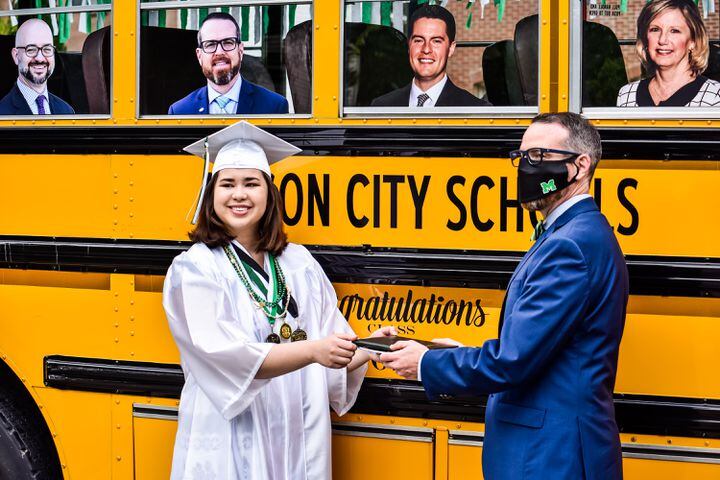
417, 350, 428, 382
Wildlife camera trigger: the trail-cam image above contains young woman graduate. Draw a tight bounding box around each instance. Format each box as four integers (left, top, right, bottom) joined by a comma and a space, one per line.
163, 121, 394, 480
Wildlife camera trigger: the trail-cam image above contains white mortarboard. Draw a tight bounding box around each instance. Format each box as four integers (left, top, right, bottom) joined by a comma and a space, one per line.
184, 121, 302, 223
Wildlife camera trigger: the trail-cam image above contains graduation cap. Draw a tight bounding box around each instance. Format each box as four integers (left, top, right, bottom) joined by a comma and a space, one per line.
184, 121, 302, 224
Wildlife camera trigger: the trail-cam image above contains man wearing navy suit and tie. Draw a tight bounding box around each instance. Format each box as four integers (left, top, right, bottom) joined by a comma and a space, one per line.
381, 112, 628, 480
0, 18, 75, 115
168, 12, 288, 115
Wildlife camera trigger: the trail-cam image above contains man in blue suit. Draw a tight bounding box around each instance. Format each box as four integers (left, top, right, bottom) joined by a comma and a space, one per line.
381, 112, 628, 480
0, 19, 74, 115
168, 12, 288, 115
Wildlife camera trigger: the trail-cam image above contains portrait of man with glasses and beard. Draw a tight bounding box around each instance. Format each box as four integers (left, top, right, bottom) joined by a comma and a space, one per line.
168, 12, 288, 115
0, 18, 75, 115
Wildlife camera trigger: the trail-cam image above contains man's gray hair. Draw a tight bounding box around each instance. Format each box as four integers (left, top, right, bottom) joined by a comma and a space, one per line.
531, 112, 602, 178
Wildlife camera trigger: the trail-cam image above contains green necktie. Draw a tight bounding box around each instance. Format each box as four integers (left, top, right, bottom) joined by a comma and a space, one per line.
531, 221, 546, 241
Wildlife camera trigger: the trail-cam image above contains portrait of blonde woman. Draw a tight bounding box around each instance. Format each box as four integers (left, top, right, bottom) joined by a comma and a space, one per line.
617, 0, 720, 106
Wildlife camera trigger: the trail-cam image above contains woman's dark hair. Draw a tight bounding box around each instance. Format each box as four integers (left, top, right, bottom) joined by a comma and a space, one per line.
189, 171, 288, 256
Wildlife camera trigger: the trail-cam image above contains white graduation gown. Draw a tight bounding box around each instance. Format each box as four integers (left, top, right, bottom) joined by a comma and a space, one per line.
163, 242, 367, 480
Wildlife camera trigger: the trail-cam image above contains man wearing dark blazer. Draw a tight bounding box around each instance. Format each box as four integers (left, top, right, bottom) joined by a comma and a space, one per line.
371, 5, 489, 107
381, 112, 628, 480
0, 19, 74, 115
168, 12, 288, 115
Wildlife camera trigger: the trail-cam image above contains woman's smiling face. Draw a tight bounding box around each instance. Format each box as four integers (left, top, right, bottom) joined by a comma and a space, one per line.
213, 168, 268, 240
646, 8, 695, 72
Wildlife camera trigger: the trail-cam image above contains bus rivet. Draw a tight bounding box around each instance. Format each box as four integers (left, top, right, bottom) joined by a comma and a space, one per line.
114, 323, 119, 328
630, 436, 636, 442
113, 204, 118, 209
116, 456, 122, 461
362, 119, 367, 124
114, 307, 119, 312
334, 25, 338, 30
315, 25, 320, 30
115, 400, 120, 405
667, 439, 672, 444
333, 96, 337, 101
423, 421, 428, 426
315, 96, 319, 101
130, 331, 135, 336
116, 424, 121, 429
114, 338, 119, 343
456, 424, 462, 429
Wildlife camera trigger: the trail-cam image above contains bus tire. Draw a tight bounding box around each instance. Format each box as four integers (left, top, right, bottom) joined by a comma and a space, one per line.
0, 385, 62, 480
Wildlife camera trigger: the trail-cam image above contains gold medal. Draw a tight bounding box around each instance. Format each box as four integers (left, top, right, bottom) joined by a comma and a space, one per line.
279, 323, 292, 340
291, 328, 307, 342
266, 333, 281, 344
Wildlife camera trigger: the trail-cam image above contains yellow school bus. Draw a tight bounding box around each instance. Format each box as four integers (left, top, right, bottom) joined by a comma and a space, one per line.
0, 0, 718, 478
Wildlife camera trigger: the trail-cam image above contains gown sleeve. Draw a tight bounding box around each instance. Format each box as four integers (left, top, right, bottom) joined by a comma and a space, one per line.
309, 256, 367, 416
163, 251, 273, 420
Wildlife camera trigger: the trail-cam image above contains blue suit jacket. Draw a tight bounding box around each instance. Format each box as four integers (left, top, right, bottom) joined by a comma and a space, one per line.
422, 198, 628, 480
167, 79, 289, 115
0, 83, 75, 115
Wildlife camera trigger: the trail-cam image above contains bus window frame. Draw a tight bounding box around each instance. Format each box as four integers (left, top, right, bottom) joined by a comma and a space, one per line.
339, 0, 541, 118
569, 0, 720, 118
0, 2, 114, 120
137, 0, 314, 120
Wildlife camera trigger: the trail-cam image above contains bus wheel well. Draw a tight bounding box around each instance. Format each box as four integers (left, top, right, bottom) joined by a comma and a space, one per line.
0, 360, 63, 479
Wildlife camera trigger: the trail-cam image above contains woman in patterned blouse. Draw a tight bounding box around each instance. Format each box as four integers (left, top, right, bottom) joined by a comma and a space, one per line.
616, 0, 720, 107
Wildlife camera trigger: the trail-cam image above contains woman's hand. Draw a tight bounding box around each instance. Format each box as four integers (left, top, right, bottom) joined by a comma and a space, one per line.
369, 326, 398, 338
311, 333, 358, 369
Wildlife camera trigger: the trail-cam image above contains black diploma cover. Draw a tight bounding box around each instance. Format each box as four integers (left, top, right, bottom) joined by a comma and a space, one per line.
353, 335, 457, 353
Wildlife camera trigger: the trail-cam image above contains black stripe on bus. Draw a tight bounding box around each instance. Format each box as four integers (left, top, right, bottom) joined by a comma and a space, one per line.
0, 126, 719, 160
2, 236, 719, 298
43, 356, 720, 440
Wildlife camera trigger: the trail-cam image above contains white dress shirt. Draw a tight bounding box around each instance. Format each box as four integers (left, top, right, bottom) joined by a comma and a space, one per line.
417, 193, 594, 382
16, 79, 50, 114
408, 74, 448, 107
208, 75, 243, 114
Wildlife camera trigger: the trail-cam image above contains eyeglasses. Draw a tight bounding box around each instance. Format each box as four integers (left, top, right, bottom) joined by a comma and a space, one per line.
198, 37, 240, 54
509, 148, 581, 167
17, 44, 56, 58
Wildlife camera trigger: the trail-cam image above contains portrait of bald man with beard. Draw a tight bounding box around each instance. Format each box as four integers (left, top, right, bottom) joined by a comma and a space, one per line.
0, 18, 74, 115
168, 12, 288, 115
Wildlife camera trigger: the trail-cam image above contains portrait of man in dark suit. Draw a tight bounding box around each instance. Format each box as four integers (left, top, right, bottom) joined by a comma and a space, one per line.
381, 112, 628, 480
371, 5, 489, 107
168, 12, 288, 115
0, 18, 75, 115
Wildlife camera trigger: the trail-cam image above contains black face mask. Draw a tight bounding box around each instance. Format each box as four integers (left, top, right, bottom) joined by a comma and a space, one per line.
517, 156, 579, 204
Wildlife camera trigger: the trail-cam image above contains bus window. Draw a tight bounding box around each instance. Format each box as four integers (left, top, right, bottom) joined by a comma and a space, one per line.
139, 1, 312, 116
0, 0, 112, 116
341, 0, 540, 114
580, 0, 720, 109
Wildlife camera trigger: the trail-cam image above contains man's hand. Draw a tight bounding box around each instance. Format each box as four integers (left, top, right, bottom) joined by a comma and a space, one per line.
379, 340, 428, 380
431, 338, 464, 347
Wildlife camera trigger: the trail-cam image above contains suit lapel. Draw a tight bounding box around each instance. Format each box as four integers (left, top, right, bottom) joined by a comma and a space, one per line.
10, 84, 32, 115
197, 87, 209, 114
236, 80, 254, 114
435, 79, 455, 106
499, 197, 599, 335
